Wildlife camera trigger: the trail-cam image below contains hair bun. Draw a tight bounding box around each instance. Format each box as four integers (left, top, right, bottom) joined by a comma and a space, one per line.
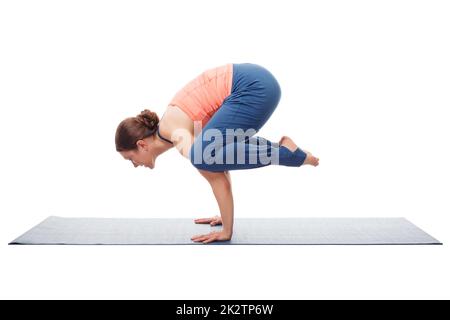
136, 109, 159, 131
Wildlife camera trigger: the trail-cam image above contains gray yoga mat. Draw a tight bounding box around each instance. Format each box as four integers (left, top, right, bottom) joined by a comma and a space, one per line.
9, 216, 441, 245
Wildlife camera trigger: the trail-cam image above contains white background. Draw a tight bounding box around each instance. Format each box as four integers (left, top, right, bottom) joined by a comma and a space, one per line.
1, 0, 449, 299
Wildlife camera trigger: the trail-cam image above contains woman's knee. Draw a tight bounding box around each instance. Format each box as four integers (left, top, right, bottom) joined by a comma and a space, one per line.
189, 138, 225, 171
189, 139, 209, 170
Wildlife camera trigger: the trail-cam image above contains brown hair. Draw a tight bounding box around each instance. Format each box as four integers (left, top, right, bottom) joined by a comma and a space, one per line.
115, 109, 160, 152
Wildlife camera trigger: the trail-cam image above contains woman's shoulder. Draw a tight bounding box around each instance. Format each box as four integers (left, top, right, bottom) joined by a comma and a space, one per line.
160, 105, 194, 138
160, 105, 195, 158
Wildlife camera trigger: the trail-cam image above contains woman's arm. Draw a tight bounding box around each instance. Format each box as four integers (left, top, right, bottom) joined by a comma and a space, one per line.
191, 169, 234, 243
168, 125, 234, 243
200, 170, 234, 235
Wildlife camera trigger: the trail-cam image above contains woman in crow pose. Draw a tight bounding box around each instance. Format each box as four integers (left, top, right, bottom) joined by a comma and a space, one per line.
115, 63, 319, 244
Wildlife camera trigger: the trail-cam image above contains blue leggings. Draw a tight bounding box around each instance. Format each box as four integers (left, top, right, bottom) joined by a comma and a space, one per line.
189, 63, 307, 172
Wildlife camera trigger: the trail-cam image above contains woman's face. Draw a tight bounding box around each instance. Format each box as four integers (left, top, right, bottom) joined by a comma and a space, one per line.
119, 138, 155, 169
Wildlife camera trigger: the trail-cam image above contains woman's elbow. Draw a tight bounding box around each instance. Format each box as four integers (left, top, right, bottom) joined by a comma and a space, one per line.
211, 176, 232, 192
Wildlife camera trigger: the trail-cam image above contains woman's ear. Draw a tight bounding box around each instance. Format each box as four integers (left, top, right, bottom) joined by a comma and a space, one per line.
136, 139, 148, 151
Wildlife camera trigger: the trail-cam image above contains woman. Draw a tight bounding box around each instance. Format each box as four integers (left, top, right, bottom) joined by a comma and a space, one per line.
115, 63, 319, 244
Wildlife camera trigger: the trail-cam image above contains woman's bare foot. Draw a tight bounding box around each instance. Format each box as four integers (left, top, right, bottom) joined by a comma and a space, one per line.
279, 136, 320, 167
279, 136, 298, 152
303, 150, 320, 166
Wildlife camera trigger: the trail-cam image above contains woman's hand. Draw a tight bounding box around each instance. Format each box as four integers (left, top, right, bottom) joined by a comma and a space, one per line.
191, 230, 232, 244
194, 215, 222, 226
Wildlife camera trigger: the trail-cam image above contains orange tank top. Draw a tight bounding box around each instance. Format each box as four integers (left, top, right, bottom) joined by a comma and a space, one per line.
169, 63, 233, 127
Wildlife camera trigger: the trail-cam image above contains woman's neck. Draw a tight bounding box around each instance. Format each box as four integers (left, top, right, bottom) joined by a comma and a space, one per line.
153, 134, 174, 155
